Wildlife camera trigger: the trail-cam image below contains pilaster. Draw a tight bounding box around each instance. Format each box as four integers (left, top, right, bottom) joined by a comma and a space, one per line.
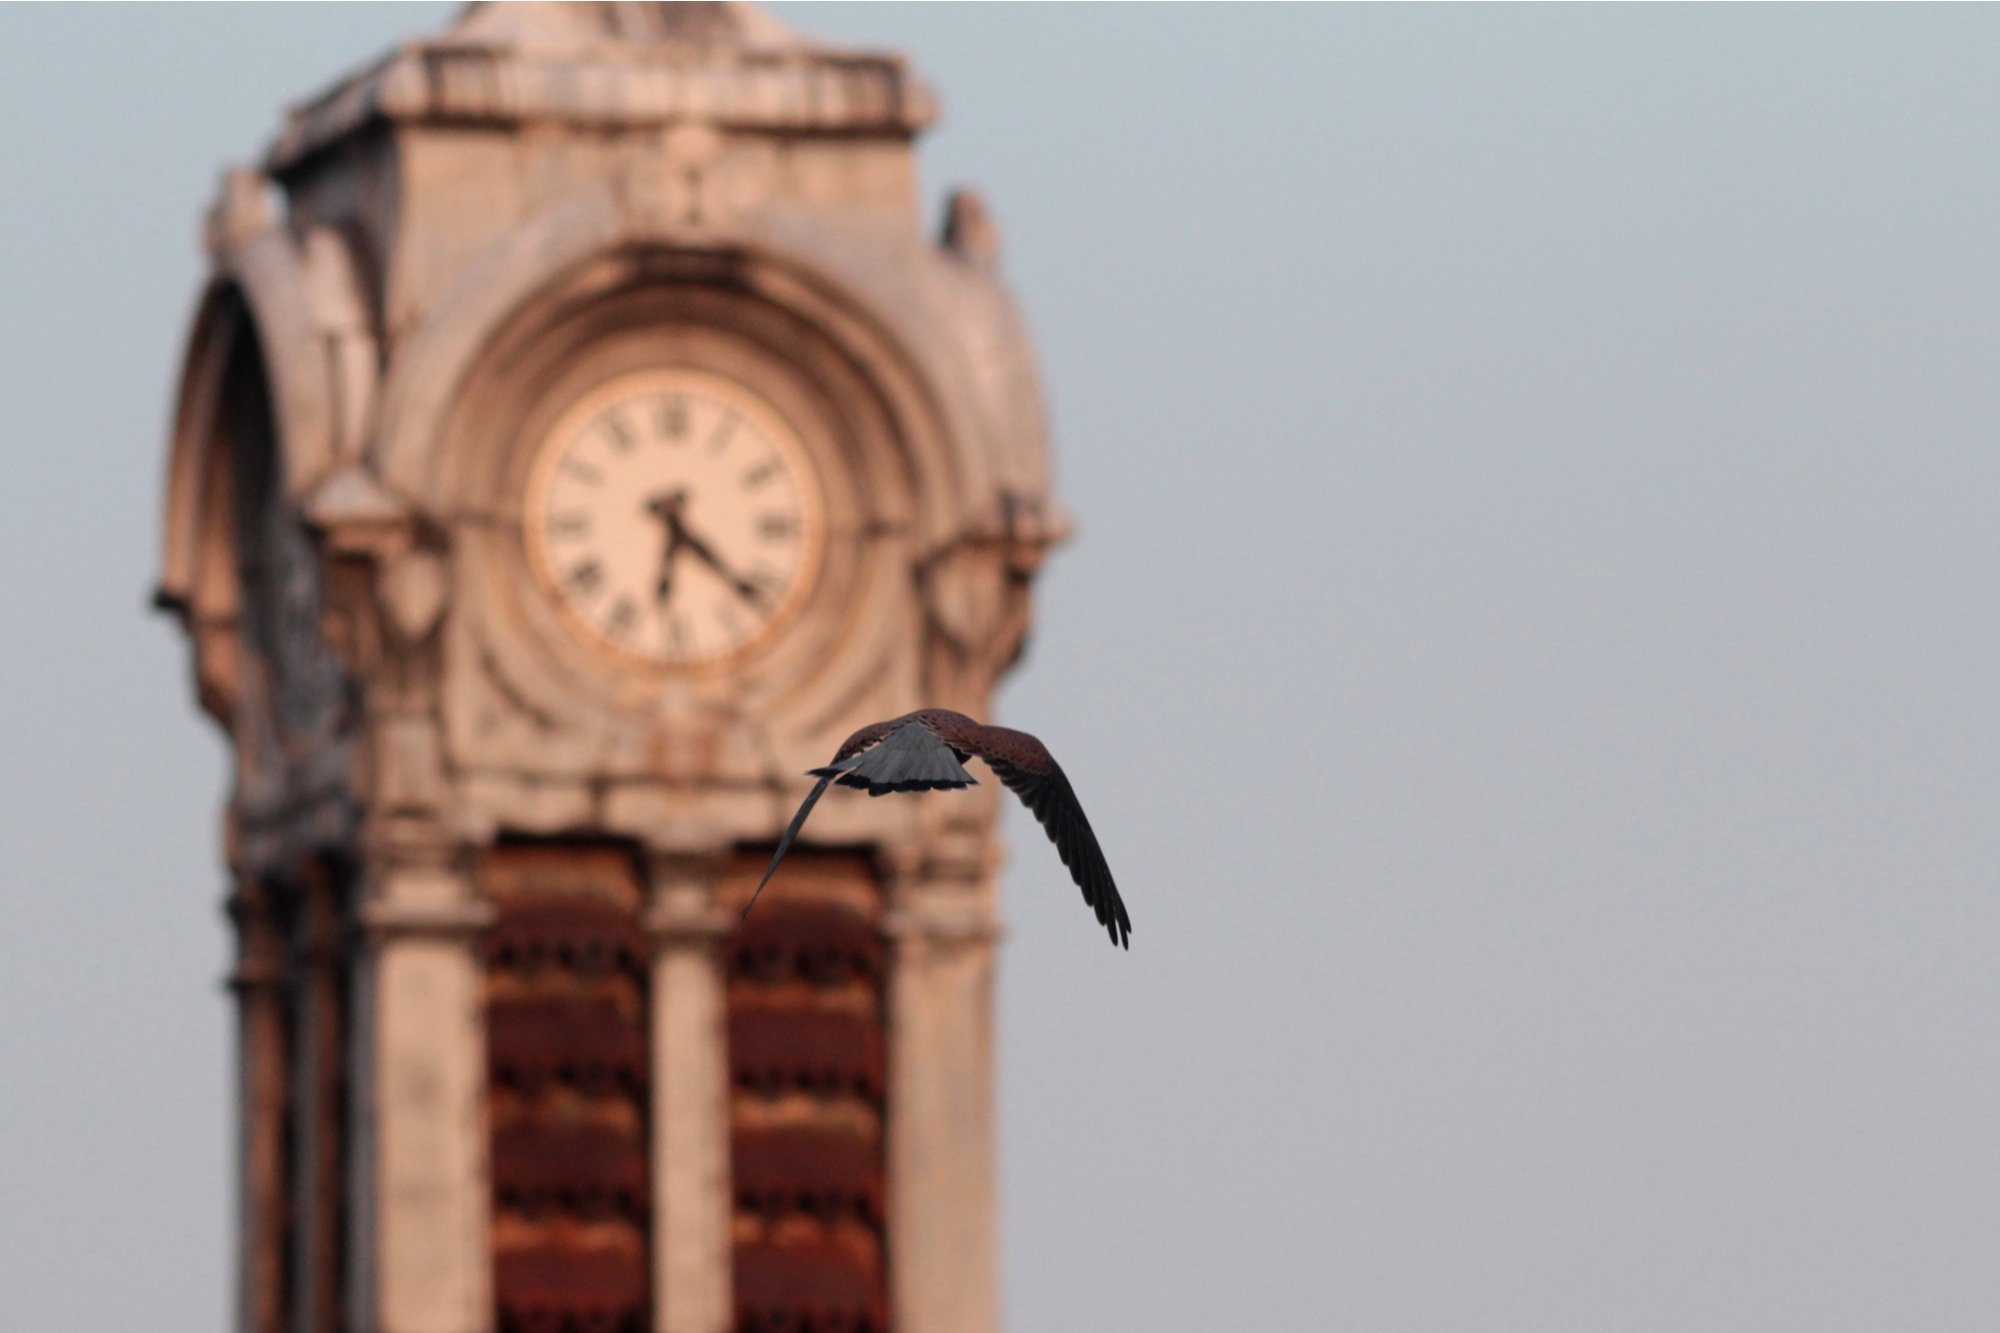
353, 832, 494, 1333
881, 846, 1004, 1333
228, 880, 290, 1333
642, 850, 736, 1333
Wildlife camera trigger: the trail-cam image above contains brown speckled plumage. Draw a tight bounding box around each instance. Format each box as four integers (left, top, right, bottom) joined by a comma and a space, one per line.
746, 709, 1132, 949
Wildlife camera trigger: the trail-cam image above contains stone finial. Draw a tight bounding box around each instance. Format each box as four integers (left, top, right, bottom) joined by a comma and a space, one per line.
450, 1, 810, 50
940, 189, 1001, 266
203, 167, 276, 258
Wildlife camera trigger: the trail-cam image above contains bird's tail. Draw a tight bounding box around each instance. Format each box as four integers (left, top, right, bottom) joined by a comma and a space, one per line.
739, 771, 839, 925
829, 722, 979, 796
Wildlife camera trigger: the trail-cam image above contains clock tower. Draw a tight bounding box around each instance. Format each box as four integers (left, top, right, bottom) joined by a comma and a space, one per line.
155, 5, 1064, 1332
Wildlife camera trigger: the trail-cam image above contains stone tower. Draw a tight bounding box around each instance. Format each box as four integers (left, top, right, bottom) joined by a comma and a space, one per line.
155, 5, 1063, 1331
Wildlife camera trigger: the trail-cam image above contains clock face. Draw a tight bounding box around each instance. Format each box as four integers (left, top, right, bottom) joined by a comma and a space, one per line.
523, 368, 826, 669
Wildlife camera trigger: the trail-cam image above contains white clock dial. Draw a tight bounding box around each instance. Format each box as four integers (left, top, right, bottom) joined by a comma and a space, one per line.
523, 368, 826, 669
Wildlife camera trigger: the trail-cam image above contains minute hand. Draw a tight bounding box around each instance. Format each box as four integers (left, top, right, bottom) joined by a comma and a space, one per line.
671, 520, 768, 609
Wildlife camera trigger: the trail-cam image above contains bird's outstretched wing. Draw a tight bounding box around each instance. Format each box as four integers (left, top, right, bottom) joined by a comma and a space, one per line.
958, 724, 1131, 949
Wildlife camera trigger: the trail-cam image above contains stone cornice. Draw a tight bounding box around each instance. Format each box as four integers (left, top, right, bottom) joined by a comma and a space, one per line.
356, 897, 496, 941
268, 35, 935, 175
880, 903, 1004, 946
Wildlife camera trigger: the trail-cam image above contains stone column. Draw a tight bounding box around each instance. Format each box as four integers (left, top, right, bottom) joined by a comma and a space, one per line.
351, 837, 494, 1333
881, 853, 1003, 1333
642, 852, 735, 1333
228, 880, 290, 1333
294, 861, 351, 1333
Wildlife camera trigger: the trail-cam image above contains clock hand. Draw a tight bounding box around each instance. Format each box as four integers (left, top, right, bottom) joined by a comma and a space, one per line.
646, 490, 689, 607
672, 516, 770, 611
656, 541, 678, 606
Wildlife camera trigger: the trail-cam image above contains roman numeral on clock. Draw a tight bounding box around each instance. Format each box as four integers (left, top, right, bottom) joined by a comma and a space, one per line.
601, 413, 636, 453
715, 603, 744, 640
563, 559, 604, 597
657, 394, 688, 442
707, 412, 737, 454
604, 596, 637, 641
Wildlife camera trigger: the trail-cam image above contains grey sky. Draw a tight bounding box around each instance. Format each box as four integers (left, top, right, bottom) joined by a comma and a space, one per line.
4, 5, 1998, 1330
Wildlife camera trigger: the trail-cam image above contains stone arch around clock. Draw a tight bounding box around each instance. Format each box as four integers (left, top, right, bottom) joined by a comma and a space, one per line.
403, 234, 973, 783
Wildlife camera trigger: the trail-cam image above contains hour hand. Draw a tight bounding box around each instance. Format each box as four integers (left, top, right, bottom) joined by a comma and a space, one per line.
646, 491, 687, 607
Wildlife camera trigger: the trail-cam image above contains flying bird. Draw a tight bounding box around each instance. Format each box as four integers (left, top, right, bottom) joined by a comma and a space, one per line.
742, 709, 1131, 948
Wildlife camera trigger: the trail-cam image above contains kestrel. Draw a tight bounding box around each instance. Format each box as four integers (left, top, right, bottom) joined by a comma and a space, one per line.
742, 708, 1132, 948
